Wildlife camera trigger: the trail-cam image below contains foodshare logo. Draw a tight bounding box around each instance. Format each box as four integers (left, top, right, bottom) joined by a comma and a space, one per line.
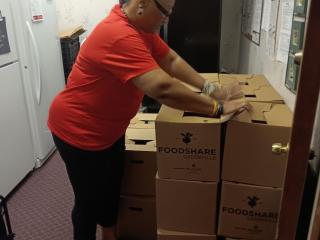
181, 132, 192, 144
247, 196, 260, 208
157, 131, 216, 161
221, 195, 278, 222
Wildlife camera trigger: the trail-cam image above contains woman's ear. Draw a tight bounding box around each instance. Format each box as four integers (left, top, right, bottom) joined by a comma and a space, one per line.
137, 4, 143, 15
137, 0, 148, 15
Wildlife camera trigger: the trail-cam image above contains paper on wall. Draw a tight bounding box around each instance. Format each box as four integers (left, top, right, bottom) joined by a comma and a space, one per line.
241, 0, 263, 45
276, 0, 295, 64
262, 0, 271, 31
265, 0, 280, 60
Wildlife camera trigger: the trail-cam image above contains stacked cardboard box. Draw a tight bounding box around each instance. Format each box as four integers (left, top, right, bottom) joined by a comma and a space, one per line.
219, 74, 284, 104
117, 74, 291, 240
155, 103, 227, 239
117, 113, 158, 240
158, 229, 217, 240
217, 75, 293, 240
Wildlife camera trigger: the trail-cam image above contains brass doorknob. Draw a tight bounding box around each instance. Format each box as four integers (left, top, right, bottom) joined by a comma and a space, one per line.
272, 143, 289, 155
294, 51, 303, 65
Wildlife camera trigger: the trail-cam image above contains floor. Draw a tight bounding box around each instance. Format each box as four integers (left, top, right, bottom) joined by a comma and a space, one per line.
6, 151, 102, 240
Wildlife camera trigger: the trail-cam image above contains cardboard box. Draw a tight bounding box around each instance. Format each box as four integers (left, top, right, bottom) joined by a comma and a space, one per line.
59, 25, 86, 40
125, 127, 156, 145
122, 144, 157, 196
123, 127, 157, 196
155, 105, 230, 181
129, 113, 158, 129
225, 238, 248, 240
242, 85, 284, 103
118, 196, 156, 240
219, 74, 270, 88
156, 175, 218, 234
200, 73, 219, 82
220, 74, 283, 103
218, 181, 282, 240
222, 102, 292, 187
157, 229, 217, 240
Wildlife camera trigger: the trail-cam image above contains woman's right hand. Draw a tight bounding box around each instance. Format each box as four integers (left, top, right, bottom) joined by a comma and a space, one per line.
222, 99, 252, 115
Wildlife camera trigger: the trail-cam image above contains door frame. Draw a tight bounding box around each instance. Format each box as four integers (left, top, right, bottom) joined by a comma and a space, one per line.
278, 0, 320, 239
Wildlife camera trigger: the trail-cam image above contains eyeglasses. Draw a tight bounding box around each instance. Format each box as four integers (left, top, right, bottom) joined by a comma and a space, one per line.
153, 0, 171, 18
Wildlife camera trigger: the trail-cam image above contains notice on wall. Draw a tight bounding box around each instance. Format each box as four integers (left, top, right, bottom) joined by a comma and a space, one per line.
30, 0, 44, 22
265, 0, 280, 60
276, 0, 295, 63
262, 0, 271, 31
0, 16, 11, 55
241, 0, 263, 45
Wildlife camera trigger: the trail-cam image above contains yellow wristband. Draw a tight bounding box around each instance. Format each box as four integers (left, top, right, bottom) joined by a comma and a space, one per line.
212, 100, 218, 116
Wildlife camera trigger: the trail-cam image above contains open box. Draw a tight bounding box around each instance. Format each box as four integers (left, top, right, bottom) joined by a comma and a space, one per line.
222, 102, 293, 187
155, 105, 232, 181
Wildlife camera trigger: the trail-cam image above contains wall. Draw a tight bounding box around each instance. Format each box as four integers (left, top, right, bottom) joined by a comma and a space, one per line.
238, 33, 296, 110
55, 0, 118, 41
238, 6, 296, 110
220, 0, 296, 110
220, 0, 242, 73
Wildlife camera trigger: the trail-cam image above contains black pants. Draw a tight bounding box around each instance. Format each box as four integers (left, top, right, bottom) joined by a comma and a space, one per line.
52, 134, 125, 240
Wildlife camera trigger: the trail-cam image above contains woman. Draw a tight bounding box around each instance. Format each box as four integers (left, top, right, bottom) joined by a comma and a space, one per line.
48, 0, 249, 239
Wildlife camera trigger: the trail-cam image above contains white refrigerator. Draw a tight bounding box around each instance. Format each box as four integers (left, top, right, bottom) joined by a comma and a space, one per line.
0, 0, 65, 196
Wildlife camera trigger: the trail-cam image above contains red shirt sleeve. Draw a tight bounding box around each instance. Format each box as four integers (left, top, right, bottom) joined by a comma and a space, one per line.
148, 34, 170, 60
100, 32, 170, 83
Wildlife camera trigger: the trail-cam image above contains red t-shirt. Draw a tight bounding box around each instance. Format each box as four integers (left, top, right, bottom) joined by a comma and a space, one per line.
48, 5, 169, 150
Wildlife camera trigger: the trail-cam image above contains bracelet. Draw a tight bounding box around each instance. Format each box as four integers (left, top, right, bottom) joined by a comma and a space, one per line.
216, 103, 224, 117
211, 100, 219, 117
202, 80, 218, 96
211, 101, 223, 118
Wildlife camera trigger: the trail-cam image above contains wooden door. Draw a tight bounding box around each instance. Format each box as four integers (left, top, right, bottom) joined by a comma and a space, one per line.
278, 0, 320, 239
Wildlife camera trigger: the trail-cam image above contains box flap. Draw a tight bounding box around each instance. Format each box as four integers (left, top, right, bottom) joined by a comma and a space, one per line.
129, 113, 157, 128
234, 102, 292, 126
253, 86, 284, 103
134, 113, 158, 121
251, 75, 270, 86
125, 143, 156, 151
125, 138, 135, 144
234, 102, 272, 123
219, 74, 254, 85
243, 86, 284, 103
156, 105, 232, 124
59, 25, 86, 39
242, 85, 256, 95
264, 104, 293, 127
220, 74, 270, 88
128, 122, 155, 129
200, 73, 219, 82
126, 128, 156, 141
157, 229, 215, 237
146, 140, 156, 147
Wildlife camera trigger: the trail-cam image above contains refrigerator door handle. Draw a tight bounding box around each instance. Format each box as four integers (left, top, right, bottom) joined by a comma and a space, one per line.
26, 21, 41, 105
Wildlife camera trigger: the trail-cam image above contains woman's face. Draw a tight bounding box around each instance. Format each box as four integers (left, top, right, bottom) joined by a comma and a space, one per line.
142, 0, 175, 33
